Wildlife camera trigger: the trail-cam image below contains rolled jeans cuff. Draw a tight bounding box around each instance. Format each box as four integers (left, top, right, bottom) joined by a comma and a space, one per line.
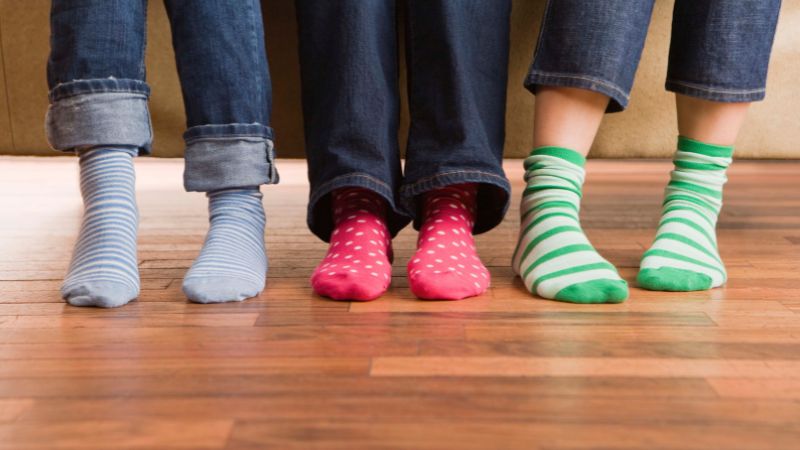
183, 123, 278, 192
46, 80, 153, 154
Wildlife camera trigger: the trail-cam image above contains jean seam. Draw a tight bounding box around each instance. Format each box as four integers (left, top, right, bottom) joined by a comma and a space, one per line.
665, 79, 766, 95
314, 173, 394, 200
188, 122, 270, 129
140, 0, 149, 80
528, 0, 554, 77
50, 88, 149, 102
246, 0, 263, 116
185, 135, 271, 143
527, 70, 630, 101
400, 170, 509, 193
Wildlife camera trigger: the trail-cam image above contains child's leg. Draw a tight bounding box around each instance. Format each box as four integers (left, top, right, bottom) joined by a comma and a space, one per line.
514, 0, 657, 303
637, 98, 747, 291
512, 87, 627, 303
164, 0, 276, 303
401, 0, 512, 300
47, 1, 151, 308
638, 0, 780, 291
531, 87, 610, 156
296, 0, 408, 301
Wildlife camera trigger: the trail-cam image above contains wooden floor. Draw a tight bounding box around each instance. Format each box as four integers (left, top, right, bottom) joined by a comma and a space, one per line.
0, 157, 799, 449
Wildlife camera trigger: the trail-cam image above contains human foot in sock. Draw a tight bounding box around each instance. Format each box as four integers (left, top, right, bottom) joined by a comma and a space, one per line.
637, 137, 732, 291
407, 184, 489, 300
61, 146, 140, 308
182, 188, 267, 303
512, 147, 628, 304
311, 188, 393, 301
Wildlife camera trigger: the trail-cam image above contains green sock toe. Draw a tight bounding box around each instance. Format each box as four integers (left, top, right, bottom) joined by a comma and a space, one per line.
637, 267, 712, 292
553, 279, 629, 304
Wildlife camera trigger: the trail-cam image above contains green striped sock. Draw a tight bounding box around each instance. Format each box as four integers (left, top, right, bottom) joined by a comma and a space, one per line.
637, 136, 733, 291
512, 147, 628, 304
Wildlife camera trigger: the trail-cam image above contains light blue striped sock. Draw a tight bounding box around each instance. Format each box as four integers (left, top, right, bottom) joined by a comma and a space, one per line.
182, 188, 267, 303
61, 146, 140, 308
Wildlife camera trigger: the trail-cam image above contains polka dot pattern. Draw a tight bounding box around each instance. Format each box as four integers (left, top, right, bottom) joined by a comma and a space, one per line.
311, 188, 392, 301
407, 183, 490, 300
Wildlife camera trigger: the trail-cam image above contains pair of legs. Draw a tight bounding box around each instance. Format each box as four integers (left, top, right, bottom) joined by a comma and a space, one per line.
533, 90, 749, 155
48, 0, 277, 307
295, 0, 512, 301
513, 0, 781, 303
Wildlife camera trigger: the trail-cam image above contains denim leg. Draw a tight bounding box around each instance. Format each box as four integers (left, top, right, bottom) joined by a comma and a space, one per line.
666, 0, 782, 102
525, 0, 655, 112
164, 0, 277, 192
46, 0, 152, 153
296, 0, 408, 241
401, 0, 512, 234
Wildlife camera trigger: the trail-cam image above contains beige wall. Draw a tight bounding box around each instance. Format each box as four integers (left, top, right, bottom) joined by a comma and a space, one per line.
0, 0, 797, 159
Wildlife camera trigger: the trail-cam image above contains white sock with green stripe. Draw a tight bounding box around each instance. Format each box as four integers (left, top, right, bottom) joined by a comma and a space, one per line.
512, 147, 628, 304
638, 136, 733, 291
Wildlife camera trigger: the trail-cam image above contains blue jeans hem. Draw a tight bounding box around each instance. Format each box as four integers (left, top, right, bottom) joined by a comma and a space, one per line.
399, 170, 511, 235
307, 173, 411, 242
49, 78, 151, 102
525, 71, 629, 113
665, 80, 766, 103
46, 89, 152, 155
183, 133, 278, 192
184, 123, 274, 142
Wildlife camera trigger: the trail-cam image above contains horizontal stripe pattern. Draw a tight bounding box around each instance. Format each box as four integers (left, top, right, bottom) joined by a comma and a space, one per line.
61, 147, 140, 308
513, 148, 626, 302
182, 188, 267, 303
639, 137, 732, 289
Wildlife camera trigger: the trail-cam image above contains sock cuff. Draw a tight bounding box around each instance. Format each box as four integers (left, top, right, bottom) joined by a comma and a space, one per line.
77, 145, 139, 159
529, 146, 586, 167
677, 136, 734, 158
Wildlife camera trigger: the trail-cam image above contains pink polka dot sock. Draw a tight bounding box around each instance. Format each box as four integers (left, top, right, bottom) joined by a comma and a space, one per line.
408, 183, 490, 300
311, 188, 393, 301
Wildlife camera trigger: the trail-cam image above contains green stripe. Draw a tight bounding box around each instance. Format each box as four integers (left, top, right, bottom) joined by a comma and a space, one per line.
514, 212, 578, 265
652, 233, 722, 264
524, 184, 582, 197
674, 160, 727, 171
677, 136, 734, 158
522, 244, 595, 279
658, 216, 717, 248
517, 225, 582, 265
661, 205, 714, 228
663, 194, 717, 213
521, 201, 578, 220
530, 147, 586, 167
667, 180, 723, 199
524, 172, 583, 192
532, 261, 617, 291
641, 249, 725, 277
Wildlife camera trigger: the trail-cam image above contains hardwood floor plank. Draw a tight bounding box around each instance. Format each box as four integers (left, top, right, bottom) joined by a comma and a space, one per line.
0, 420, 232, 449
226, 421, 800, 450
371, 357, 800, 378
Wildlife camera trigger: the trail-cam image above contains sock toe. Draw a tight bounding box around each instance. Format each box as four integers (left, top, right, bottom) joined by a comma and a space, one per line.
637, 267, 713, 292
553, 279, 629, 304
409, 270, 485, 300
182, 276, 263, 304
312, 272, 387, 301
62, 281, 138, 308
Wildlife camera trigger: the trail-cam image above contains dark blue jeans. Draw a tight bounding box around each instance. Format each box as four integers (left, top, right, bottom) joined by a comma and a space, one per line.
296, 0, 512, 240
47, 0, 278, 192
526, 0, 782, 112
